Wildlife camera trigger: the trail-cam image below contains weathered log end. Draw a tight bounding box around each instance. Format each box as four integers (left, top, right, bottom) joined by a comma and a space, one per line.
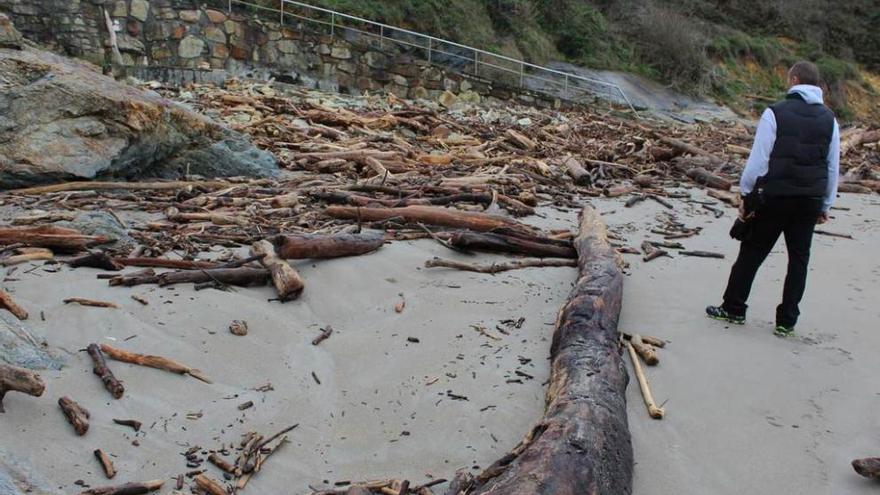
468, 206, 632, 495
852, 457, 880, 479
0, 363, 46, 413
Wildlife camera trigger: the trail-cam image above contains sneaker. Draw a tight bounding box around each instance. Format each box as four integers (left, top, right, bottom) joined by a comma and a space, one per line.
774, 325, 795, 337
706, 305, 746, 325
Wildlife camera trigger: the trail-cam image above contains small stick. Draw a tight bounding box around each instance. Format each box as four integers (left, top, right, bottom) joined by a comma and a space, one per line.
647, 194, 674, 209
236, 436, 290, 489
425, 257, 577, 274
626, 343, 664, 419
100, 343, 211, 383
59, 396, 90, 435
130, 295, 149, 305
815, 229, 854, 240
312, 326, 333, 346
78, 479, 164, 495
631, 334, 659, 366
0, 289, 28, 320
680, 250, 725, 259
112, 418, 142, 431
641, 241, 670, 262
397, 480, 410, 495
94, 449, 116, 479
207, 453, 236, 474
64, 298, 120, 309
87, 344, 124, 399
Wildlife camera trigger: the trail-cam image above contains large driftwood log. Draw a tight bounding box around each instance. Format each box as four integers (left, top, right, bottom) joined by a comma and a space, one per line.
325, 205, 534, 235
272, 232, 385, 259
251, 240, 305, 301
11, 180, 230, 195
0, 363, 45, 412
0, 226, 109, 251
562, 155, 591, 186
447, 232, 576, 259
686, 167, 733, 190
466, 206, 632, 495
78, 479, 164, 495
852, 457, 880, 479
425, 257, 577, 274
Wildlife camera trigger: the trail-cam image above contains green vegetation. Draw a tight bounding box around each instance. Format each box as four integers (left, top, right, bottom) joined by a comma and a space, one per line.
250, 0, 880, 119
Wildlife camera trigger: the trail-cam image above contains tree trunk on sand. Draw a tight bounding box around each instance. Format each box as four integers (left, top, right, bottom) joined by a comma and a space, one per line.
465, 206, 633, 495
447, 232, 576, 259
0, 226, 109, 252
272, 232, 385, 259
324, 205, 534, 235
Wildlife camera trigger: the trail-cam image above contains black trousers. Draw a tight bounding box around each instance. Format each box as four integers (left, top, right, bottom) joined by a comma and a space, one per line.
722, 197, 823, 327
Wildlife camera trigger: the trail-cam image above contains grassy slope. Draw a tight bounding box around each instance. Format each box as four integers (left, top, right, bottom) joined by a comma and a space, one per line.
279, 0, 880, 122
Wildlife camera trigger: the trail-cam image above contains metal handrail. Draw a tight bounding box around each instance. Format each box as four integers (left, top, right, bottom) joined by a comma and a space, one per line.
221, 0, 639, 115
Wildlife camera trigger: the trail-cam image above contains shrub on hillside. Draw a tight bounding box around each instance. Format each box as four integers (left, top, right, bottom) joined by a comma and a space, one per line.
629, 5, 711, 92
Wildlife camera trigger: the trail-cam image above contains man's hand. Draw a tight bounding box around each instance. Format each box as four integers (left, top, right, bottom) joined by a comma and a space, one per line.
738, 202, 755, 221
817, 212, 830, 225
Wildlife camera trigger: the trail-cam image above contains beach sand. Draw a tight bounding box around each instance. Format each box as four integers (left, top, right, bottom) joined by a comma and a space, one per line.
1, 191, 878, 494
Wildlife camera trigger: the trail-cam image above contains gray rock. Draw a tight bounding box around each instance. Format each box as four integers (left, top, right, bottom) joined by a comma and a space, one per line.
0, 313, 63, 371
130, 0, 150, 22
0, 13, 23, 49
0, 46, 277, 188
178, 35, 205, 58
58, 211, 134, 248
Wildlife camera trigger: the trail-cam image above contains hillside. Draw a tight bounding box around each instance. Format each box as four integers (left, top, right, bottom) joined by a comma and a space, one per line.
279, 0, 880, 122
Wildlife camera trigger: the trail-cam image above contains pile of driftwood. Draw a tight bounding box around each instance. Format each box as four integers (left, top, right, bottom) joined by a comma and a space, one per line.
1, 79, 878, 495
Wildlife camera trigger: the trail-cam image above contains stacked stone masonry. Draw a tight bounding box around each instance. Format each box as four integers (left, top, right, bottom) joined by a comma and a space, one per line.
0, 0, 556, 107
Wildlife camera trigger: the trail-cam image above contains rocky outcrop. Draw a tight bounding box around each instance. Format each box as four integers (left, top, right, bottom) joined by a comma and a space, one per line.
0, 42, 277, 188
0, 313, 62, 371
0, 13, 20, 49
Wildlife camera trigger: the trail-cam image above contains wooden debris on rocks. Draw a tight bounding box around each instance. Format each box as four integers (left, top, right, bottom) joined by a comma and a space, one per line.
0, 363, 45, 412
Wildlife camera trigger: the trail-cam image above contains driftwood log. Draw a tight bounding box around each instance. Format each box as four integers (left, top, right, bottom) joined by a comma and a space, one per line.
852, 457, 880, 479
99, 343, 211, 383
425, 257, 577, 274
87, 343, 124, 399
0, 363, 45, 412
447, 232, 576, 259
251, 240, 305, 301
464, 206, 632, 495
325, 205, 534, 234
686, 167, 733, 190
94, 449, 116, 479
0, 288, 28, 320
59, 396, 90, 435
0, 225, 109, 251
272, 232, 385, 259
562, 155, 591, 186
157, 267, 270, 288
69, 252, 124, 271
78, 479, 164, 495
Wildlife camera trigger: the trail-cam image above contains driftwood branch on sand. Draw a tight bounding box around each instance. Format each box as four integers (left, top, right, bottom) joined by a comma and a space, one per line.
459, 206, 632, 495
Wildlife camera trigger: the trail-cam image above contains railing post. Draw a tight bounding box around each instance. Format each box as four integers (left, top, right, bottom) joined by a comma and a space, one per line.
564, 74, 569, 99
330, 12, 335, 36
228, 0, 232, 13
474, 50, 478, 77
280, 0, 284, 25
427, 38, 432, 64
380, 25, 383, 49
519, 62, 524, 89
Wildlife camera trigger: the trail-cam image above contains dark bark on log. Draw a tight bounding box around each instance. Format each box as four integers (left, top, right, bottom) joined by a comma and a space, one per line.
69, 252, 124, 271
157, 267, 270, 287
251, 240, 304, 301
0, 363, 45, 413
680, 250, 725, 259
852, 458, 880, 479
87, 344, 124, 399
114, 258, 218, 270
325, 206, 535, 235
0, 289, 28, 320
0, 226, 110, 252
686, 167, 733, 190
447, 232, 576, 259
272, 232, 385, 259
59, 396, 90, 435
78, 479, 164, 495
467, 206, 632, 495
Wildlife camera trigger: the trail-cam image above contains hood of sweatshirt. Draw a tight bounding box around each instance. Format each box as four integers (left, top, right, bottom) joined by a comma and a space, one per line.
788, 84, 825, 105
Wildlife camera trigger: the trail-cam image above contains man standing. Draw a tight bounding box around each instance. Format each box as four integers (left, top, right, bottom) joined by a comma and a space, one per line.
706, 61, 840, 336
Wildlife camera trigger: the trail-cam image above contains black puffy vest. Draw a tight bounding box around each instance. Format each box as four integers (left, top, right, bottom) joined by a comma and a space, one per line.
759, 93, 835, 198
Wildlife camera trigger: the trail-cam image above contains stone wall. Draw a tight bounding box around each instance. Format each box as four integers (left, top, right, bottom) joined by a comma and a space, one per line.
0, 0, 556, 107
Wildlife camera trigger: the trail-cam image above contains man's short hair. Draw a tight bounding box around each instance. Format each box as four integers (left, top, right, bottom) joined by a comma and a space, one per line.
789, 61, 821, 86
